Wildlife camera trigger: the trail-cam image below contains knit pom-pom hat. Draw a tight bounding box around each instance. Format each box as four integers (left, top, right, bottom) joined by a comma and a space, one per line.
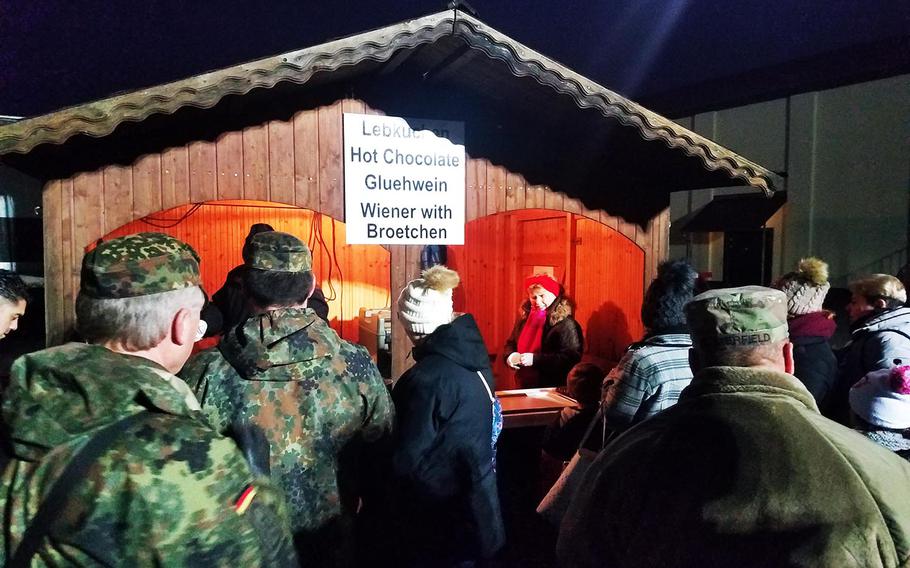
775, 257, 830, 316
641, 259, 698, 332
397, 265, 460, 337
849, 365, 910, 430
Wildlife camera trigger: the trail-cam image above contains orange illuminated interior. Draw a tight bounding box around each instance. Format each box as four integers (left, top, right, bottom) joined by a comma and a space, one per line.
101, 200, 392, 346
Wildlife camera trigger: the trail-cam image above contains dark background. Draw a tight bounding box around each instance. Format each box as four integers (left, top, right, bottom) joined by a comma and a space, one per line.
2, 0, 908, 119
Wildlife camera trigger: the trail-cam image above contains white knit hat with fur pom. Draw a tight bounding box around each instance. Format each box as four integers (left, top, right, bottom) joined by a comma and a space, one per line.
849, 366, 910, 429
776, 257, 830, 316
397, 265, 460, 336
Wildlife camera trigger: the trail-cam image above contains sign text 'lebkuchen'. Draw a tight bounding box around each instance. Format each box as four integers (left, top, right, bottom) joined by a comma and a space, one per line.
343, 113, 466, 245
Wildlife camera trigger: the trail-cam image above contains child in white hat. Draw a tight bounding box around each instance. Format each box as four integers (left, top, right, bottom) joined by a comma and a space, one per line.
849, 365, 910, 460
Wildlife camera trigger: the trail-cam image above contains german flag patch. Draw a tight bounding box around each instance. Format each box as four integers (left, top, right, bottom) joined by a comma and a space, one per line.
234, 485, 258, 515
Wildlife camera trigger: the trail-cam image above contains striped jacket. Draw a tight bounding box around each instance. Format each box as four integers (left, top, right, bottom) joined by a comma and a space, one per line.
602, 333, 693, 428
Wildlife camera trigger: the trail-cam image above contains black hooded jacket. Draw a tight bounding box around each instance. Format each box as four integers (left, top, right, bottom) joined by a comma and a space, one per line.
390, 314, 505, 561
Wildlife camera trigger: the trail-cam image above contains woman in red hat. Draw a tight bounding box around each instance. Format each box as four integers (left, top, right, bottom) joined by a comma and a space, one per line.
504, 273, 584, 388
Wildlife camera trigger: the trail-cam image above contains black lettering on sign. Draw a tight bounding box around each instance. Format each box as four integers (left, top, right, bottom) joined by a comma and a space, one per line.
364, 223, 447, 240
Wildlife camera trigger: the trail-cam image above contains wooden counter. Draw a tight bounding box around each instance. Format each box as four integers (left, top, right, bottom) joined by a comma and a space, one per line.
496, 387, 578, 429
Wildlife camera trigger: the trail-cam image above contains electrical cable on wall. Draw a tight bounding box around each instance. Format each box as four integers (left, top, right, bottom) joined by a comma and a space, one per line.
132, 200, 362, 332
329, 217, 344, 323
139, 203, 204, 228
139, 205, 344, 301
308, 212, 338, 301
306, 211, 347, 326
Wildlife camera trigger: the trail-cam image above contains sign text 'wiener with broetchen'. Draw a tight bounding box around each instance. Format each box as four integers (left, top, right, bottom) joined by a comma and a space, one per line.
343, 113, 465, 245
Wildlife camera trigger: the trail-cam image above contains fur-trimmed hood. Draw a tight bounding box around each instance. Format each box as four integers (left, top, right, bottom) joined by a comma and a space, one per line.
519, 296, 574, 327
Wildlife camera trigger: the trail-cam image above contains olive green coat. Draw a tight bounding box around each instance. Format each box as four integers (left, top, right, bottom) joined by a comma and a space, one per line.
559, 366, 910, 568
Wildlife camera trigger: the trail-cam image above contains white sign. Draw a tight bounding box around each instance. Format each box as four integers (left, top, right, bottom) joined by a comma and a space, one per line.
343, 113, 465, 245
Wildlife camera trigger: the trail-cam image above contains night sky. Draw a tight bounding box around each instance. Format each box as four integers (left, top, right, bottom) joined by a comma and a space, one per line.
2, 0, 908, 118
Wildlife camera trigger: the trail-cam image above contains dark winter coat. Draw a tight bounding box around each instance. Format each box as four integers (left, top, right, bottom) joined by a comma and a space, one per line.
841, 307, 910, 382
210, 265, 251, 332
504, 297, 584, 388
792, 335, 837, 411
788, 311, 838, 413
391, 314, 505, 563
542, 405, 599, 461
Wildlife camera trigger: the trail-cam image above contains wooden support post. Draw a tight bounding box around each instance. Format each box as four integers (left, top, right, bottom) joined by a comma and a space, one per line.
389, 244, 424, 380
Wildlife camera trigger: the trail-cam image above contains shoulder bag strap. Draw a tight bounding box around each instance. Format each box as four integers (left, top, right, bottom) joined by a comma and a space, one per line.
475, 370, 495, 403
477, 371, 504, 450
575, 404, 607, 452
9, 412, 150, 568
573, 399, 623, 453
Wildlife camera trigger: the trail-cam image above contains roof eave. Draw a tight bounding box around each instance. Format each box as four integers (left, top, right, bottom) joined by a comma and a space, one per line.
0, 9, 781, 194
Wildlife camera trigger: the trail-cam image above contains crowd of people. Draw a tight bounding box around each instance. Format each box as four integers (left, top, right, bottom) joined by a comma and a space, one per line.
0, 227, 909, 567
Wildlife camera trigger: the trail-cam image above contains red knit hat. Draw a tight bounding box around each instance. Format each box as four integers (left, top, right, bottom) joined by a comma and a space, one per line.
525, 274, 560, 297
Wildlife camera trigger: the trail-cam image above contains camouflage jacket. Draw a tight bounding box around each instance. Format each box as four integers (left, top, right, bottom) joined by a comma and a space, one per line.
1, 343, 297, 567
181, 307, 394, 533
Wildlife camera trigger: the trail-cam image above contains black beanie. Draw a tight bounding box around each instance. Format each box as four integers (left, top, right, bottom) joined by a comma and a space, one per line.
641, 259, 698, 333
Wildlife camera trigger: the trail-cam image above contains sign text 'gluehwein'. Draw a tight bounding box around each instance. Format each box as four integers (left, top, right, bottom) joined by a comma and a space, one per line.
343, 113, 465, 245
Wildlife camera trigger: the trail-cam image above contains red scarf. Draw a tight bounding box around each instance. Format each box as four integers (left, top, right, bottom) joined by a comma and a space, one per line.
788, 311, 836, 339
517, 308, 547, 354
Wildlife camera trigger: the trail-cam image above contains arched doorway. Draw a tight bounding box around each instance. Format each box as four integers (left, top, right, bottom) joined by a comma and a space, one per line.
449, 209, 645, 389
102, 200, 391, 348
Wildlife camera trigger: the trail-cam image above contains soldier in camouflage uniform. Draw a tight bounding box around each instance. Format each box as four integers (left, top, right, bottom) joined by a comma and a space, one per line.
1, 232, 297, 567
180, 231, 394, 567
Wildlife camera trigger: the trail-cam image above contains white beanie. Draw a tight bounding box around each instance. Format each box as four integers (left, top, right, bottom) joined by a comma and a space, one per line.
849, 366, 910, 430
397, 265, 460, 337
776, 257, 830, 316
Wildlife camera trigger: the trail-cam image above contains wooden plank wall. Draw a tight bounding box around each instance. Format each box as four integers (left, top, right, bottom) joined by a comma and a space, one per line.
389, 244, 425, 377
42, 100, 368, 344
42, 97, 670, 380
573, 216, 647, 370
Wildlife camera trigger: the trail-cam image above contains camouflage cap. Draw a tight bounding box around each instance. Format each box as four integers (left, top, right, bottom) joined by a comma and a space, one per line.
686, 286, 789, 347
81, 232, 201, 299
246, 231, 312, 273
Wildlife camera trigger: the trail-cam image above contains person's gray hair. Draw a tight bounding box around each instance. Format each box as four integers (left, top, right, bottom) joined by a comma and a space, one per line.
697, 340, 787, 368
76, 286, 204, 350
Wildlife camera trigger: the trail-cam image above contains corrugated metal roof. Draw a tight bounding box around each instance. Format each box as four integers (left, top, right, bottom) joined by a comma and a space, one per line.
0, 10, 781, 194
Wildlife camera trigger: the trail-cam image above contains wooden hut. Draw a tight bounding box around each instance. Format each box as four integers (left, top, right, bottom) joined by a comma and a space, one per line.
0, 9, 781, 385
